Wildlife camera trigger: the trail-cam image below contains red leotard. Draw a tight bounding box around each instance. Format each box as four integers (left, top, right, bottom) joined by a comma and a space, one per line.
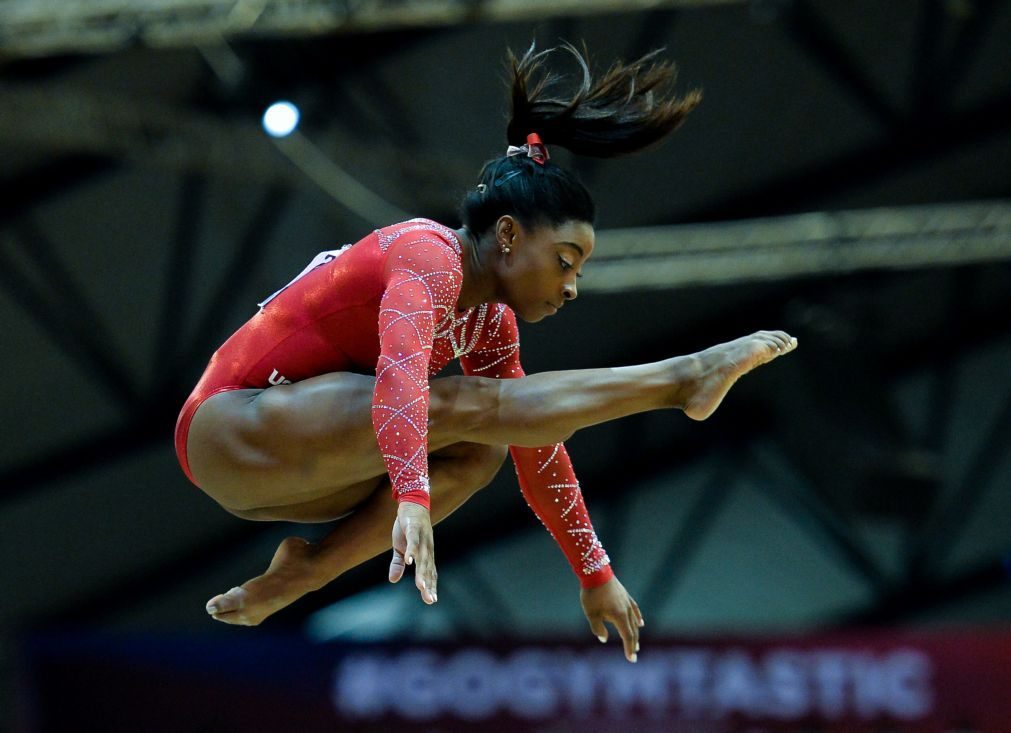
175, 218, 613, 588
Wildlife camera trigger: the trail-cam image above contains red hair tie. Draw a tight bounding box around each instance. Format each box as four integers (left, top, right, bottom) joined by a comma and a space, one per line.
505, 132, 550, 165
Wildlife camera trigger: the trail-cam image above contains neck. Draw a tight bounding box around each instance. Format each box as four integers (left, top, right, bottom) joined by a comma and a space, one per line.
455, 226, 499, 311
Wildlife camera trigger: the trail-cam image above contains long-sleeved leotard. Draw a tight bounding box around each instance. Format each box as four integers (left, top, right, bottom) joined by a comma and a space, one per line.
174, 218, 613, 588
459, 307, 613, 586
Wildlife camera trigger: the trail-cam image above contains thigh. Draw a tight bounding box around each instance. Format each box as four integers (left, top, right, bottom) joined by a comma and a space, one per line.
228, 476, 385, 523
186, 372, 389, 511
229, 441, 507, 524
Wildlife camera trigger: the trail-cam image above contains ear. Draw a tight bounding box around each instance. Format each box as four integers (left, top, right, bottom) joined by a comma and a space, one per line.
495, 215, 519, 248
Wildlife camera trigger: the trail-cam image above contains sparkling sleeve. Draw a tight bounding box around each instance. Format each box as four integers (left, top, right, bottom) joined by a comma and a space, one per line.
374, 232, 463, 509
460, 305, 614, 588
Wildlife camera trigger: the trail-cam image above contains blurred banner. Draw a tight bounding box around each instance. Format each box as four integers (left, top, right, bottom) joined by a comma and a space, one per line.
18, 629, 1011, 732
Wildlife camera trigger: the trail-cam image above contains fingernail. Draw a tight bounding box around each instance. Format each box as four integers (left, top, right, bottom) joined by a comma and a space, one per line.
597, 635, 607, 644
630, 653, 638, 663
206, 603, 218, 614
639, 619, 645, 627
635, 642, 640, 652
407, 556, 413, 565
432, 592, 438, 603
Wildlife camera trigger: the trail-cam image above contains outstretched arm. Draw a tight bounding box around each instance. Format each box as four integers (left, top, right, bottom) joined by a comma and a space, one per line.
461, 304, 642, 661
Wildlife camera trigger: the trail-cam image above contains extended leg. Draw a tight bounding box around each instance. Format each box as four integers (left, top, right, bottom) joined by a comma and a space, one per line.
189, 329, 797, 514
433, 329, 799, 447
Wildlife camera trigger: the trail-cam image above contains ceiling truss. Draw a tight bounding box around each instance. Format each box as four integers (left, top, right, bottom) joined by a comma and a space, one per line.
0, 0, 743, 58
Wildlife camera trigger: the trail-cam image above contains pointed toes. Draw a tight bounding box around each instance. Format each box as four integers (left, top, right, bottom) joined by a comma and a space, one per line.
206, 586, 247, 615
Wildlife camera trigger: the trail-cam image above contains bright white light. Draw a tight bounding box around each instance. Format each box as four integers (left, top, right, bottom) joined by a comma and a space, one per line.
262, 101, 300, 138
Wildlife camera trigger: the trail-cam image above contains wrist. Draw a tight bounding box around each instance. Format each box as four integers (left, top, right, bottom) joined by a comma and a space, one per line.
579, 563, 614, 590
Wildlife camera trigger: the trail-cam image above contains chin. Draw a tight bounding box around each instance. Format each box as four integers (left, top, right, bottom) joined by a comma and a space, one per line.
515, 307, 547, 324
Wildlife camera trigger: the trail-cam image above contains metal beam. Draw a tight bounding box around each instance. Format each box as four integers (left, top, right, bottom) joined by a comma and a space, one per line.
586, 201, 1011, 292
0, 0, 746, 58
0, 84, 460, 221
0, 84, 295, 185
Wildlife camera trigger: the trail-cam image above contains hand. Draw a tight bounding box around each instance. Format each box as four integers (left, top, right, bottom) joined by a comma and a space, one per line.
389, 501, 437, 604
580, 576, 644, 663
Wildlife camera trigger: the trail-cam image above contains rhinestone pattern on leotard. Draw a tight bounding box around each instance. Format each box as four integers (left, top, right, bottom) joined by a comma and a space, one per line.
459, 305, 613, 588
373, 221, 466, 506
373, 219, 612, 587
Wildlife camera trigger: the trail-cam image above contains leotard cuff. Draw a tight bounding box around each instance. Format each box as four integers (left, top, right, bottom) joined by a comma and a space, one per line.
396, 478, 431, 510
579, 560, 615, 589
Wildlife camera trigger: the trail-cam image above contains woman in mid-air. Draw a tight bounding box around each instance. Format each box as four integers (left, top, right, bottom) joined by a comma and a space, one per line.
175, 43, 797, 663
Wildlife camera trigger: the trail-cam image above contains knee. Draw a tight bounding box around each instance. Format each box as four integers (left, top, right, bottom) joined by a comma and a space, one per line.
440, 442, 508, 495
429, 376, 500, 441
469, 443, 509, 490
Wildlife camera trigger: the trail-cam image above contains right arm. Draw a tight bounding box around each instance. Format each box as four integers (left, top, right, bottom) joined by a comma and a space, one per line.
373, 229, 463, 603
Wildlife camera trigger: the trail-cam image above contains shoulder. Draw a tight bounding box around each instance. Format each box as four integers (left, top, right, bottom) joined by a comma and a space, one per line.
378, 220, 465, 312
376, 218, 462, 259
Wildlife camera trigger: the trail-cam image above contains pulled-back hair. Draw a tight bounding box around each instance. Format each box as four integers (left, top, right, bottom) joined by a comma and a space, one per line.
460, 42, 701, 237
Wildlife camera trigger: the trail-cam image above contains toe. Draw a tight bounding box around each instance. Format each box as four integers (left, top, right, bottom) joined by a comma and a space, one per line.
206, 586, 247, 615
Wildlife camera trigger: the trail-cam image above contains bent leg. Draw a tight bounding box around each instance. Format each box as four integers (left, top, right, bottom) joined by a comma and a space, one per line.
206, 442, 508, 625
200, 330, 799, 624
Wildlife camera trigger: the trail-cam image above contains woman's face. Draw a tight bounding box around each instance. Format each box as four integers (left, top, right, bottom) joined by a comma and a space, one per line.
496, 217, 595, 323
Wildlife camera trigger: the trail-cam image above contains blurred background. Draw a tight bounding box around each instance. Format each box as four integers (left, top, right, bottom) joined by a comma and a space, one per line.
1, 0, 1010, 731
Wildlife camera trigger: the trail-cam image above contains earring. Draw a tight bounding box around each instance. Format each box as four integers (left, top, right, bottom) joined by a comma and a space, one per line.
501, 235, 514, 255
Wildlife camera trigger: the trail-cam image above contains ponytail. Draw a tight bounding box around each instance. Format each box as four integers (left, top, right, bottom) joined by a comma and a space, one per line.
507, 41, 701, 157
460, 42, 700, 237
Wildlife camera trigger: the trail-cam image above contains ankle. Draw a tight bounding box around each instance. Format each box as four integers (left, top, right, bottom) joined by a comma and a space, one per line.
304, 545, 346, 591
666, 354, 702, 410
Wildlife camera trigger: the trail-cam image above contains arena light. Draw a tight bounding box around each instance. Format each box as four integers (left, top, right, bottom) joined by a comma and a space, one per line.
262, 100, 300, 138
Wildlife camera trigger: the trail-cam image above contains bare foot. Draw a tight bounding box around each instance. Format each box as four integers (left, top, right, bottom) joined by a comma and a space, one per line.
682, 330, 798, 421
205, 536, 322, 626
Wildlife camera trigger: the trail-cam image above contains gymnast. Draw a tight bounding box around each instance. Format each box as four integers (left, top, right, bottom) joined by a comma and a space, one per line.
174, 43, 797, 663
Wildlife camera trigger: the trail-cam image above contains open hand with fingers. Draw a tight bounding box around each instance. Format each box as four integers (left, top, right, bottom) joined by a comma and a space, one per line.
581, 576, 644, 662
389, 501, 438, 604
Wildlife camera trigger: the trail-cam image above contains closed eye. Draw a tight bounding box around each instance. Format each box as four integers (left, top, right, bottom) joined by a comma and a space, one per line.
559, 256, 583, 278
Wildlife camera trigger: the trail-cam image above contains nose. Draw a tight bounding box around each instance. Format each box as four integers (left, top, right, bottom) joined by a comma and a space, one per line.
562, 281, 577, 302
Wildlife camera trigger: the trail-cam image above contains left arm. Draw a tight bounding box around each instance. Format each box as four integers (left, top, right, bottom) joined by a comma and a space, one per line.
460, 305, 643, 661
